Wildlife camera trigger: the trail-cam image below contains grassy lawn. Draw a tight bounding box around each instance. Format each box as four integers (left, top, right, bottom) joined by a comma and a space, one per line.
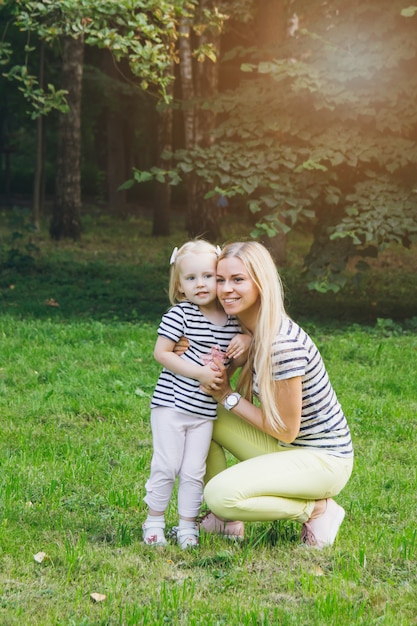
0, 210, 416, 624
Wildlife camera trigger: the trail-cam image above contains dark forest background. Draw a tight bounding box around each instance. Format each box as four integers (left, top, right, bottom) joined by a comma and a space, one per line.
1, 0, 416, 295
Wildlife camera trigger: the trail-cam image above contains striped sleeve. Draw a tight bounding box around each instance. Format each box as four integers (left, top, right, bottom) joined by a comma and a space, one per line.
270, 317, 354, 458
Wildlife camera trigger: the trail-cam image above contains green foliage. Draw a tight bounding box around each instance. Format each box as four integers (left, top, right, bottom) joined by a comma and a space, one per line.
134, 0, 417, 291
401, 5, 417, 17
330, 179, 416, 247
4, 64, 69, 118
1, 0, 236, 114
1, 0, 182, 112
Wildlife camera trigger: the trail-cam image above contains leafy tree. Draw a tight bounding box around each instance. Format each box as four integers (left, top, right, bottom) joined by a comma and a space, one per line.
1, 0, 237, 239
123, 0, 259, 239
122, 0, 241, 239
1, 0, 181, 238
133, 0, 417, 290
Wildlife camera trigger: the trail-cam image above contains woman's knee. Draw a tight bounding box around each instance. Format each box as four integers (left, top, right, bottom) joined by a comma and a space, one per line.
204, 474, 232, 518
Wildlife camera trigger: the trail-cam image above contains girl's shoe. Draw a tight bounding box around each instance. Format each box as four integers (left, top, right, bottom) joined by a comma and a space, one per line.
177, 525, 199, 549
301, 499, 345, 549
200, 512, 244, 541
142, 519, 167, 546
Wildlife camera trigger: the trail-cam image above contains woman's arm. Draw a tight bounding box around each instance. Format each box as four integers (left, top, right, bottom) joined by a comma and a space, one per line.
205, 359, 302, 443
271, 376, 302, 442
154, 336, 222, 388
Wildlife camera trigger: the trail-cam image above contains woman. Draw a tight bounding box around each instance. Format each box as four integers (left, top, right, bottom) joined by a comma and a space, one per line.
200, 241, 354, 549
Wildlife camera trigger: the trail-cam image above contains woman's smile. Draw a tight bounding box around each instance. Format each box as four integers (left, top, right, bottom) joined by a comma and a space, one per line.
217, 257, 260, 329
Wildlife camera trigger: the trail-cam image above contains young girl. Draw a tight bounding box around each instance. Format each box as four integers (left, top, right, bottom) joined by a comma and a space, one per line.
142, 240, 249, 549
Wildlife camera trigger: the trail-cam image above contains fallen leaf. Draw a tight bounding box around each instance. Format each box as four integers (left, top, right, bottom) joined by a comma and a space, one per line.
45, 298, 60, 307
311, 565, 324, 576
34, 551, 47, 563
90, 592, 106, 603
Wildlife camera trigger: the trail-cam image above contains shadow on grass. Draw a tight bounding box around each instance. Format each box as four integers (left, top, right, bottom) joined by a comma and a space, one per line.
0, 259, 170, 323
1, 255, 417, 327
1, 206, 417, 326
1, 205, 416, 326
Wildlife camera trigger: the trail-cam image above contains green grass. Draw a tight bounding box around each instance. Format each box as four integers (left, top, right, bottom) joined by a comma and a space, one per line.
0, 210, 416, 624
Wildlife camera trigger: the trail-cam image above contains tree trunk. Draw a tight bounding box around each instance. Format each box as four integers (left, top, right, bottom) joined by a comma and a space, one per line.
152, 69, 174, 236
33, 41, 45, 230
106, 113, 128, 217
178, 15, 197, 234
178, 3, 221, 242
255, 0, 287, 46
50, 35, 84, 240
256, 0, 289, 265
152, 107, 172, 237
102, 50, 128, 217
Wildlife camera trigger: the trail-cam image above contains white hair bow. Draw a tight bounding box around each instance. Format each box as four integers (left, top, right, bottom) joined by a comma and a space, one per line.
169, 247, 178, 265
216, 245, 222, 256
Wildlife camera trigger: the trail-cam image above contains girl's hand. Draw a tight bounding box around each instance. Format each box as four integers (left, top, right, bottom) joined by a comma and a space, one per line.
198, 364, 224, 389
200, 357, 232, 402
226, 333, 252, 361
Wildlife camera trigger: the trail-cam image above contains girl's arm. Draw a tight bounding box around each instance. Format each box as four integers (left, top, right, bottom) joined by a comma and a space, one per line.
154, 336, 222, 388
204, 359, 302, 443
172, 334, 251, 370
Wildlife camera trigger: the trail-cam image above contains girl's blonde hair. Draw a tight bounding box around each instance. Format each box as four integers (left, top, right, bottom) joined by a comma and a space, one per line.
168, 239, 219, 305
218, 241, 287, 432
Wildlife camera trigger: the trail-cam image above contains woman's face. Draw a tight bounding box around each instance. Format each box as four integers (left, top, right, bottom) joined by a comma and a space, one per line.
216, 256, 260, 324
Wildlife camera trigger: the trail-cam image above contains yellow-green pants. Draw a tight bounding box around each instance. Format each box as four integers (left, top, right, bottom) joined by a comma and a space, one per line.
204, 406, 354, 524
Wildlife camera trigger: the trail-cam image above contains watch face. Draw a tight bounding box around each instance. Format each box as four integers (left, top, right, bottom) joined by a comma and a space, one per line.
227, 394, 238, 407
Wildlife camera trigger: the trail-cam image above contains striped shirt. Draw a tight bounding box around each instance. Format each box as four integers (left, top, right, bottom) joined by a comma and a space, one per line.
151, 302, 241, 419
253, 317, 353, 458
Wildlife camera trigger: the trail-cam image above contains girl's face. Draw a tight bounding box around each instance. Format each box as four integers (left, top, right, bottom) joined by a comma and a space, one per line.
178, 253, 217, 307
216, 256, 260, 326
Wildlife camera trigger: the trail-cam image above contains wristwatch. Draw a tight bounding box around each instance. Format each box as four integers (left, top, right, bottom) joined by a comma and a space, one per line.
223, 392, 241, 411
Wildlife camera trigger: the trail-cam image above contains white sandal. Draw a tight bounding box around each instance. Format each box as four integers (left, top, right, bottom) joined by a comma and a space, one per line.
177, 525, 199, 549
142, 518, 167, 546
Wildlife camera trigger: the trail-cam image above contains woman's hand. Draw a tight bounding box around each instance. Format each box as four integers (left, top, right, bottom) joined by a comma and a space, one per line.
173, 336, 190, 355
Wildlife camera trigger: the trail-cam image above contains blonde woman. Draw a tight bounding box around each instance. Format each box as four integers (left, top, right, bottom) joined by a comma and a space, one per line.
143, 240, 249, 549
200, 241, 354, 548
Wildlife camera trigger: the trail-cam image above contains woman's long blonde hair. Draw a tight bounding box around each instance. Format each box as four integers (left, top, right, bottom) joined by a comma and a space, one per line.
218, 241, 287, 432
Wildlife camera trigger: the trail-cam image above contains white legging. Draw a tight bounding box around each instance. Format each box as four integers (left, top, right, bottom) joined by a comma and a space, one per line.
145, 407, 213, 519
204, 406, 354, 524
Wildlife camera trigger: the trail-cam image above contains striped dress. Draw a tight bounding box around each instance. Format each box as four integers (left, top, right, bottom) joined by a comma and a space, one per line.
151, 301, 241, 420
253, 316, 353, 458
